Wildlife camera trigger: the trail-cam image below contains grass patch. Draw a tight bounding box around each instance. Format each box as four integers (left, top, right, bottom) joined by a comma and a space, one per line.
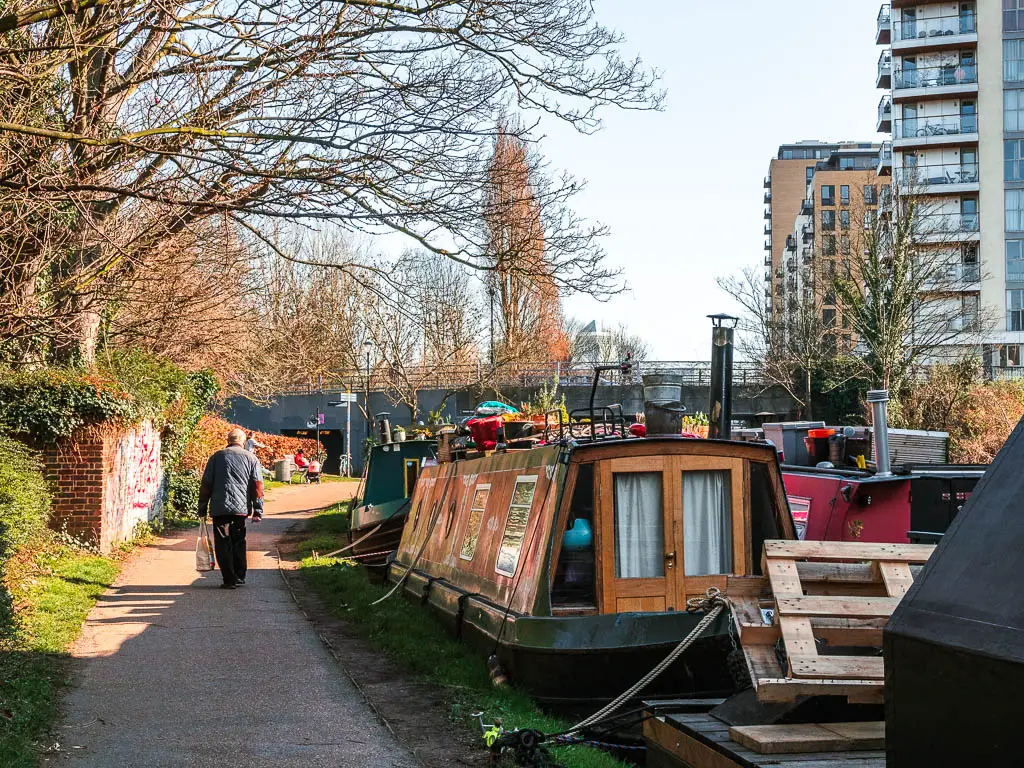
0, 535, 120, 767
297, 505, 627, 768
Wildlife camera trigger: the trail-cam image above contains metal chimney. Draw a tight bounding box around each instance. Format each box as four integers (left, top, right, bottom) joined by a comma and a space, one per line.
708, 314, 738, 439
867, 390, 892, 476
377, 412, 393, 445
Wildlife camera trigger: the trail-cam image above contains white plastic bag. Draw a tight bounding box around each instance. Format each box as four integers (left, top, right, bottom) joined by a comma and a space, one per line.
196, 519, 215, 572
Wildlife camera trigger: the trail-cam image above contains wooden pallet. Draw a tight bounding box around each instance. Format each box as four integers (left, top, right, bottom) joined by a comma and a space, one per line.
732, 540, 935, 704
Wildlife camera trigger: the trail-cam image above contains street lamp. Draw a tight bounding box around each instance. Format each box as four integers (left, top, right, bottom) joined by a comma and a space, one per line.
488, 283, 496, 369
363, 340, 374, 448
707, 313, 739, 440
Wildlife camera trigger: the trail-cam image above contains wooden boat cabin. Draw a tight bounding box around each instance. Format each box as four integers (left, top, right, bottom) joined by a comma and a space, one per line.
348, 438, 437, 562
388, 436, 798, 708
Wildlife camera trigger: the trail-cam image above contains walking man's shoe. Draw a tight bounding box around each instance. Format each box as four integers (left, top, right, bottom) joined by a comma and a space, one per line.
220, 583, 237, 590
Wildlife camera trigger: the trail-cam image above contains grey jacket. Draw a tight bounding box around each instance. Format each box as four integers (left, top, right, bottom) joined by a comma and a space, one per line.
199, 445, 262, 517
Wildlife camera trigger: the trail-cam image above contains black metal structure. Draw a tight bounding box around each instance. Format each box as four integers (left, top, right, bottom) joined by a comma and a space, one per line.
708, 314, 737, 439
884, 416, 1023, 766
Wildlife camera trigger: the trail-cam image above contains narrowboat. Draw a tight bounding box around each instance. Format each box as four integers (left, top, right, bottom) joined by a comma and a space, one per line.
387, 435, 798, 709
348, 437, 437, 562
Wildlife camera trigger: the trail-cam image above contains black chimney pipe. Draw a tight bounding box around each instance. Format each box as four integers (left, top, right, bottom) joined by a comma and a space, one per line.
708, 314, 738, 440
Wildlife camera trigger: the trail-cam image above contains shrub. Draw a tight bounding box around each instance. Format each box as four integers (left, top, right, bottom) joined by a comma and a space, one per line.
180, 414, 321, 472
164, 470, 201, 522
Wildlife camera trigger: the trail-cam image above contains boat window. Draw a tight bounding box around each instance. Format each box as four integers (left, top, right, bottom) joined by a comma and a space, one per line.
459, 484, 490, 560
495, 476, 538, 577
613, 472, 665, 578
404, 459, 420, 497
552, 464, 595, 605
682, 470, 732, 576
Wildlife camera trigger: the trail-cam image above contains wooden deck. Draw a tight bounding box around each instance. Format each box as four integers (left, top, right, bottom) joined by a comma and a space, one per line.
644, 711, 886, 768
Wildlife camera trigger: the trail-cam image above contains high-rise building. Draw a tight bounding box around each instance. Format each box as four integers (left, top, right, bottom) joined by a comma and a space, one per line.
764, 142, 880, 335
876, 2, 1022, 373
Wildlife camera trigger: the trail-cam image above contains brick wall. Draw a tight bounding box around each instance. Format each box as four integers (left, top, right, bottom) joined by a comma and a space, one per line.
44, 421, 164, 553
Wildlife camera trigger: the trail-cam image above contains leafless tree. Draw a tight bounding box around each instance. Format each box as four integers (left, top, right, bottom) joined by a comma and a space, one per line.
0, 0, 660, 364
562, 317, 651, 365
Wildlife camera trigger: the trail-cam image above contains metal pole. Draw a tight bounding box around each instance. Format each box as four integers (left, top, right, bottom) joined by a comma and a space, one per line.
315, 407, 321, 460
345, 386, 351, 476
708, 314, 737, 440
365, 350, 371, 442
489, 286, 495, 368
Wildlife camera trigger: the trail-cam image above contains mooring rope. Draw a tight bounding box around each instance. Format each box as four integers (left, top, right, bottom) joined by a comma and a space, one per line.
562, 588, 730, 736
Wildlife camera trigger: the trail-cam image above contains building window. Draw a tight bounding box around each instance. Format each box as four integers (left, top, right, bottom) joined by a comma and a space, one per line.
822, 210, 836, 230
1009, 289, 1024, 331
782, 149, 794, 159
1007, 140, 1024, 180
822, 308, 837, 328
821, 185, 835, 206
1007, 1, 1024, 33
841, 235, 851, 255
1001, 344, 1022, 367
864, 185, 877, 204
823, 235, 837, 256
1007, 39, 1024, 81
806, 166, 814, 184
840, 185, 850, 206
840, 210, 850, 230
1008, 190, 1024, 232
864, 210, 876, 230
1006, 90, 1024, 131
1009, 240, 1024, 281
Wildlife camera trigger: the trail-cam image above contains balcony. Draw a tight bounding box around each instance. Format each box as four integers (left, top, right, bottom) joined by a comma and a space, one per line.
877, 50, 892, 89
877, 4, 891, 45
895, 162, 979, 195
764, 225, 772, 235
913, 211, 981, 243
892, 12, 977, 54
786, 258, 797, 274
785, 235, 796, 251
801, 224, 815, 244
764, 192, 772, 204
764, 175, 771, 189
877, 95, 892, 133
765, 240, 772, 251
919, 261, 981, 291
877, 142, 892, 175
800, 199, 813, 215
764, 254, 772, 267
892, 113, 978, 151
764, 209, 771, 220
893, 63, 978, 101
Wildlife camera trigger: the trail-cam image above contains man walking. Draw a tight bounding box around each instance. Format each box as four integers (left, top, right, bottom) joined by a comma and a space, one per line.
198, 428, 264, 589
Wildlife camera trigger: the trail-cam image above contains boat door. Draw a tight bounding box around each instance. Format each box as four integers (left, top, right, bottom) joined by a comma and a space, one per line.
597, 456, 747, 613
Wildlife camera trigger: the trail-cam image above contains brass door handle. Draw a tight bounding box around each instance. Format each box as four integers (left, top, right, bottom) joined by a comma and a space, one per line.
665, 551, 676, 569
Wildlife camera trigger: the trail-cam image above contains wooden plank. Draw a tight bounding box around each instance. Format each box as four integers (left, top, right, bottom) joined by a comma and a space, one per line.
764, 540, 935, 563
878, 560, 914, 597
644, 716, 749, 768
815, 626, 883, 647
729, 723, 859, 755
744, 643, 785, 682
738, 623, 780, 644
775, 596, 900, 618
788, 654, 884, 680
780, 616, 817, 659
766, 558, 804, 597
822, 721, 885, 748
726, 575, 770, 597
755, 678, 884, 705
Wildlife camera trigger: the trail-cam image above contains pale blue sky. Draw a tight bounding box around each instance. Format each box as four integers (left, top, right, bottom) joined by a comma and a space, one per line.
546, 0, 887, 359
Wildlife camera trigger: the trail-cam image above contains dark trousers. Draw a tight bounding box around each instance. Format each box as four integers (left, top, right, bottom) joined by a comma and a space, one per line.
211, 515, 247, 585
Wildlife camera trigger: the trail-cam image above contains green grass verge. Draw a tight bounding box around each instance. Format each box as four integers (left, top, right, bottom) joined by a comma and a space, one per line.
0, 537, 120, 767
297, 504, 628, 768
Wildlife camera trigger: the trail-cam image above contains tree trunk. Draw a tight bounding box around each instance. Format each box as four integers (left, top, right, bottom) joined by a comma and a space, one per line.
805, 367, 814, 420
49, 302, 101, 366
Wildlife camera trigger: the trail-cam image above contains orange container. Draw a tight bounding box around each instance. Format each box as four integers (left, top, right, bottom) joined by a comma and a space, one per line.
807, 428, 835, 439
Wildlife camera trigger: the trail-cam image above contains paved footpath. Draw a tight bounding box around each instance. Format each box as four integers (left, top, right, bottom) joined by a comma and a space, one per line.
54, 482, 417, 768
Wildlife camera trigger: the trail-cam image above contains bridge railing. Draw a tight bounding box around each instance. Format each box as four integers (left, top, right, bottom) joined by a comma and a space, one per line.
280, 360, 766, 395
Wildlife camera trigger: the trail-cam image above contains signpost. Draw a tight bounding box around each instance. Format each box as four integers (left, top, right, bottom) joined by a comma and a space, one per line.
327, 391, 358, 476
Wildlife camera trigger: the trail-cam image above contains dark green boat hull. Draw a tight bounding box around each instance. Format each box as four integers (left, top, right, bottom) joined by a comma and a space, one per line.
389, 563, 738, 710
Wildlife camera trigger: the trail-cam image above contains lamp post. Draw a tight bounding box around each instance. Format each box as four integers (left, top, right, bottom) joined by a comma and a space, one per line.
363, 340, 374, 450
708, 313, 739, 440
488, 283, 496, 369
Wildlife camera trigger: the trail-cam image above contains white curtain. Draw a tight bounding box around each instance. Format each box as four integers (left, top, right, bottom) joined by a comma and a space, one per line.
683, 471, 732, 576
614, 473, 664, 578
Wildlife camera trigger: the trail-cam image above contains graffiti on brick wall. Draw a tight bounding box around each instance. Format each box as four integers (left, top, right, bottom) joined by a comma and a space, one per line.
104, 420, 164, 548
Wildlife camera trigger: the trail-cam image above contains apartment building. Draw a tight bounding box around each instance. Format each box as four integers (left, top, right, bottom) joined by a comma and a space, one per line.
764, 141, 841, 314
783, 149, 883, 342
876, 1, 1023, 373
764, 143, 880, 336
